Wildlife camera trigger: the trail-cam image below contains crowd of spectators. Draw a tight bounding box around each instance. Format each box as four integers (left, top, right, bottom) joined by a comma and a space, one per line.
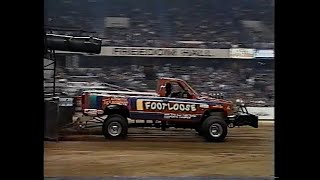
45, 0, 274, 49
45, 0, 274, 107
54, 56, 274, 107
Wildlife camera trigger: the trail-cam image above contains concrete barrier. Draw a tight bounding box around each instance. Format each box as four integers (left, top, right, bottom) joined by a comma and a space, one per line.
247, 107, 274, 120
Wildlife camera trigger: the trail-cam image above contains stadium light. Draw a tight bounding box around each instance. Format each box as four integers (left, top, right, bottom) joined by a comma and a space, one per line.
45, 33, 102, 54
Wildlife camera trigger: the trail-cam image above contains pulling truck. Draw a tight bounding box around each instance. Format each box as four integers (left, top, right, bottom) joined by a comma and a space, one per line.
76, 77, 258, 142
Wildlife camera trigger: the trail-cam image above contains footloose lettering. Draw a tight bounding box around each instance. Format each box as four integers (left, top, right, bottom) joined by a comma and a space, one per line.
144, 102, 197, 111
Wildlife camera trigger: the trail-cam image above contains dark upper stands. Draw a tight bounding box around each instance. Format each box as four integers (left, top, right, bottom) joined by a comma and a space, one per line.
45, 0, 274, 49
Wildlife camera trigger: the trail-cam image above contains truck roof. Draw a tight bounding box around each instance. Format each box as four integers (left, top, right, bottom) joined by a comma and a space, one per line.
83, 90, 158, 96
159, 77, 183, 81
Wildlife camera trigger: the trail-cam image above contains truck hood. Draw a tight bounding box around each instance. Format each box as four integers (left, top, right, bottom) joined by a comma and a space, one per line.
198, 95, 235, 116
198, 95, 233, 104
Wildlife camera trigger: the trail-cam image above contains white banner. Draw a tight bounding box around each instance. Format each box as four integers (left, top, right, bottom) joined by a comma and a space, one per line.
100, 47, 230, 58
230, 48, 255, 59
255, 49, 274, 58
247, 107, 274, 120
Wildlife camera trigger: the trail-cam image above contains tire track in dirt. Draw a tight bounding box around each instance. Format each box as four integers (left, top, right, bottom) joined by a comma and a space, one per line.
45, 123, 274, 177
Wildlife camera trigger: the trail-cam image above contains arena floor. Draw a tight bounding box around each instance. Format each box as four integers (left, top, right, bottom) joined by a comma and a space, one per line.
44, 122, 274, 177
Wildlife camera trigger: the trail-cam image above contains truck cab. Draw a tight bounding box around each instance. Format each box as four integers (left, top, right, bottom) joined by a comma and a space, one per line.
157, 78, 199, 99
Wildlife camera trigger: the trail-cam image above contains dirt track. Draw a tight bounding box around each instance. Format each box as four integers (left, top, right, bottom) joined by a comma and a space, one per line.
44, 122, 274, 177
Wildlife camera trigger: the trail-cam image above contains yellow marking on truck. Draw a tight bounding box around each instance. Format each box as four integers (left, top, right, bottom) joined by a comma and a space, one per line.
136, 99, 144, 110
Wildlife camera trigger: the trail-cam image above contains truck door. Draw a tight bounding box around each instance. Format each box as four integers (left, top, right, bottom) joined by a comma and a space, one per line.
130, 96, 206, 122
160, 81, 205, 121
161, 97, 204, 122
130, 97, 165, 120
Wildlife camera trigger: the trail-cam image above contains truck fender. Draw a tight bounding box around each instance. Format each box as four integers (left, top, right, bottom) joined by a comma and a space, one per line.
201, 110, 227, 122
104, 104, 130, 119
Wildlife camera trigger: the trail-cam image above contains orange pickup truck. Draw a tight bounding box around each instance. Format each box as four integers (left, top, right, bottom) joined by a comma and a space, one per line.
75, 77, 258, 142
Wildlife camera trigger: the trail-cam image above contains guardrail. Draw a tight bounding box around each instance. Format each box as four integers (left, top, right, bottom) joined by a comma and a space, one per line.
246, 107, 274, 120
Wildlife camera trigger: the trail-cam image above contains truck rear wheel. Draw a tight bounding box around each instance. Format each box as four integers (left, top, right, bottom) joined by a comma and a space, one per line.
201, 115, 228, 142
102, 114, 128, 139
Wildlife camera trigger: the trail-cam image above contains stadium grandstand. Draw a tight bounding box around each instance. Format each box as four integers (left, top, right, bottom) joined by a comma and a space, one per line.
45, 0, 274, 107
45, 0, 274, 49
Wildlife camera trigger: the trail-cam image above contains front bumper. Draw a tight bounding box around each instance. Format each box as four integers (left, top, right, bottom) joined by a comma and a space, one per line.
226, 102, 259, 128
227, 113, 259, 128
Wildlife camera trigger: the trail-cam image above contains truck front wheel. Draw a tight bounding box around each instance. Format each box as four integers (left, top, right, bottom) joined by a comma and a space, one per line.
201, 115, 228, 142
102, 114, 128, 139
